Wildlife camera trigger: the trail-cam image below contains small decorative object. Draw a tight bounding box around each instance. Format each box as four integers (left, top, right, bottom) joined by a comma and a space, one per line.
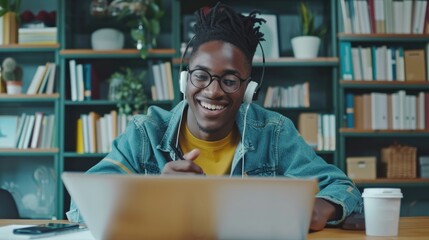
291, 2, 327, 59
90, 0, 109, 17
108, 67, 147, 114
91, 28, 124, 50
2, 57, 23, 94
108, 0, 164, 58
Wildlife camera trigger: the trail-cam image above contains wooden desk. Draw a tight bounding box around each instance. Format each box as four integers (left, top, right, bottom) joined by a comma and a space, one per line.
0, 217, 428, 239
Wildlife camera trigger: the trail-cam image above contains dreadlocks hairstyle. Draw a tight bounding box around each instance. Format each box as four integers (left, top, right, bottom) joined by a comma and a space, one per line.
192, 2, 266, 63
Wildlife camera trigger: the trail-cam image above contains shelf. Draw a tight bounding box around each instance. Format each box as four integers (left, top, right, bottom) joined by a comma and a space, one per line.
338, 34, 429, 42
340, 81, 429, 89
63, 152, 107, 158
0, 44, 60, 52
340, 128, 429, 137
64, 99, 174, 106
173, 57, 339, 67
0, 148, 59, 156
354, 178, 429, 188
0, 94, 60, 102
60, 49, 176, 59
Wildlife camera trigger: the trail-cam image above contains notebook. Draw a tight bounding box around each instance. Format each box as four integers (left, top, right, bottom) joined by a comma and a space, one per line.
62, 172, 319, 240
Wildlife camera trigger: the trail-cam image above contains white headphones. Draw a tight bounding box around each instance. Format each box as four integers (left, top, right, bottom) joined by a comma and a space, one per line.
179, 71, 258, 104
179, 35, 265, 104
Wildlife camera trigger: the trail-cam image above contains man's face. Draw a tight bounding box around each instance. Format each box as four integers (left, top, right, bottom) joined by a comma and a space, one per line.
186, 40, 250, 141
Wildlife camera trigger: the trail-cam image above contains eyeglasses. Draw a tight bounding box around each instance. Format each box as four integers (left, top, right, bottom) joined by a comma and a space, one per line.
187, 68, 251, 93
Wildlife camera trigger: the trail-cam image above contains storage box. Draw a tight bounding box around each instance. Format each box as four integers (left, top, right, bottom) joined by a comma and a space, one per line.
347, 157, 377, 180
419, 156, 429, 178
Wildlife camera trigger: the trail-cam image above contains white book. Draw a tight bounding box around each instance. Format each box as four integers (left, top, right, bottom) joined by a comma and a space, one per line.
403, 0, 413, 33
374, 0, 385, 33
21, 115, 35, 149
159, 62, 169, 101
328, 114, 336, 151
96, 118, 102, 153
99, 116, 109, 153
0, 16, 3, 45
39, 114, 49, 148
164, 62, 174, 100
360, 0, 371, 33
398, 90, 406, 129
386, 48, 393, 81
106, 113, 113, 152
352, 0, 362, 33
391, 92, 400, 129
322, 114, 330, 151
317, 114, 323, 151
340, 0, 352, 33
69, 60, 78, 101
351, 48, 363, 80
418, 1, 428, 34
17, 116, 30, 149
393, 0, 404, 33
384, 0, 394, 33
152, 64, 164, 100
395, 48, 405, 81
45, 115, 55, 148
26, 65, 47, 94
378, 93, 388, 129
361, 47, 373, 81
409, 95, 417, 130
370, 92, 378, 129
76, 64, 85, 101
37, 63, 53, 94
81, 114, 89, 153
418, 92, 426, 129
30, 112, 44, 148
14, 113, 27, 148
45, 63, 56, 94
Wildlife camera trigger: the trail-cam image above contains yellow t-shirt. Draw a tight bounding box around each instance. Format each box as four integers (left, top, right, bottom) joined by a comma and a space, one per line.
179, 124, 239, 176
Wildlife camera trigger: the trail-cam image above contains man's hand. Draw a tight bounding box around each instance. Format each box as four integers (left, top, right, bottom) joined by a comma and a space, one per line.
162, 149, 204, 175
310, 198, 341, 231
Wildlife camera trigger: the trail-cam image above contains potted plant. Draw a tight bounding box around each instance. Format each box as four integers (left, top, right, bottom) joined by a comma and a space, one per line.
108, 67, 147, 114
108, 0, 164, 59
2, 57, 23, 94
291, 2, 327, 59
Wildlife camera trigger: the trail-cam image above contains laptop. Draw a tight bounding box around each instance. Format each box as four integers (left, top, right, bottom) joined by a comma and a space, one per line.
62, 172, 319, 240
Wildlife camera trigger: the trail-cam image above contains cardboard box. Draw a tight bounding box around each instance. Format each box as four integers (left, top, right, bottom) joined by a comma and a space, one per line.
419, 156, 429, 178
347, 157, 377, 179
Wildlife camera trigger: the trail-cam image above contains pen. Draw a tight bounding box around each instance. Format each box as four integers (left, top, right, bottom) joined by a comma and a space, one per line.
170, 143, 185, 160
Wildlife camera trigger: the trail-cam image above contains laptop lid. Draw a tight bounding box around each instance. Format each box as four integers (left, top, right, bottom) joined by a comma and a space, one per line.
62, 172, 318, 240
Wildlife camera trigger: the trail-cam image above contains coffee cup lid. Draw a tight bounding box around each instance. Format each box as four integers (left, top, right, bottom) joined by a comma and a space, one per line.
362, 188, 403, 198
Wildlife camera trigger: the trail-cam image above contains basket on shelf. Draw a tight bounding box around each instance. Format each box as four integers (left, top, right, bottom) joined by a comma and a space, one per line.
381, 144, 417, 178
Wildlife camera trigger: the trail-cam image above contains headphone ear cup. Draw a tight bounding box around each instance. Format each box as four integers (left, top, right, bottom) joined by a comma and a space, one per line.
243, 81, 258, 104
179, 71, 188, 94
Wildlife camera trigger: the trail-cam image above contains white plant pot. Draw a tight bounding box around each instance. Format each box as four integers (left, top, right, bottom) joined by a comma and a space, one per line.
291, 36, 321, 59
91, 28, 124, 50
6, 81, 22, 94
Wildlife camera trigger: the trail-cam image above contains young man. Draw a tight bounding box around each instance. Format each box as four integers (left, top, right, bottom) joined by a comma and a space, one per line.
68, 3, 362, 230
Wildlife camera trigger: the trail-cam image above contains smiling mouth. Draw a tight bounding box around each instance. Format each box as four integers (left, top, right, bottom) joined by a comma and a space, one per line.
200, 101, 226, 111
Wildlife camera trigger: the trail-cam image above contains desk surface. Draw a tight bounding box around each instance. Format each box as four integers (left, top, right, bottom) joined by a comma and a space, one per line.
0, 217, 428, 239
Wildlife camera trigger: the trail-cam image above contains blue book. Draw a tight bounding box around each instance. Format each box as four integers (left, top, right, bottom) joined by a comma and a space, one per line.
340, 41, 354, 80
371, 46, 377, 80
391, 47, 396, 80
84, 63, 92, 100
346, 93, 354, 128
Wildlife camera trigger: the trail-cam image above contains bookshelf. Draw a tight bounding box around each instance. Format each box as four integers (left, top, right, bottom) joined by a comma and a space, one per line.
12, 0, 429, 220
337, 0, 429, 216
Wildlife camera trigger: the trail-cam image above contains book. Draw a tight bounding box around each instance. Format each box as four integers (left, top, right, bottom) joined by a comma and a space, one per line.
0, 115, 19, 148
76, 64, 85, 101
26, 64, 48, 94
76, 118, 84, 153
84, 63, 92, 100
340, 41, 353, 80
404, 49, 426, 81
37, 63, 54, 94
298, 113, 319, 148
346, 93, 354, 128
45, 63, 57, 94
69, 60, 78, 101
30, 112, 44, 148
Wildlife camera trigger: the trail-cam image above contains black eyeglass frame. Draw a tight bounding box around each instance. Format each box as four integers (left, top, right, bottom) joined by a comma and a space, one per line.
187, 67, 251, 93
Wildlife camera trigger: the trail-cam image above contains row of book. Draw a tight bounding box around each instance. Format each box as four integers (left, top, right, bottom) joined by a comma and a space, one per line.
18, 27, 57, 45
263, 82, 310, 108
150, 61, 174, 101
0, 113, 56, 149
345, 91, 429, 130
26, 62, 57, 94
69, 61, 101, 101
298, 113, 336, 151
76, 111, 133, 153
340, 0, 429, 34
340, 42, 429, 81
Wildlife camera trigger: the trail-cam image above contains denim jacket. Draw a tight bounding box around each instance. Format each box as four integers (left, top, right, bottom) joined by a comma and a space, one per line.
67, 101, 363, 223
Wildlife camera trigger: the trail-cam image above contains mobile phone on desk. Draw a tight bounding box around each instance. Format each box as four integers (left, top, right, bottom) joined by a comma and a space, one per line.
13, 223, 80, 236
341, 212, 365, 230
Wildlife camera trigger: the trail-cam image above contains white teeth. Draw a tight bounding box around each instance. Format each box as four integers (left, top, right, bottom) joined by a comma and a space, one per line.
200, 101, 225, 110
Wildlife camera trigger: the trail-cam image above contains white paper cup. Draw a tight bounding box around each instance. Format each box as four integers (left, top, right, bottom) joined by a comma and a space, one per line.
362, 188, 403, 236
